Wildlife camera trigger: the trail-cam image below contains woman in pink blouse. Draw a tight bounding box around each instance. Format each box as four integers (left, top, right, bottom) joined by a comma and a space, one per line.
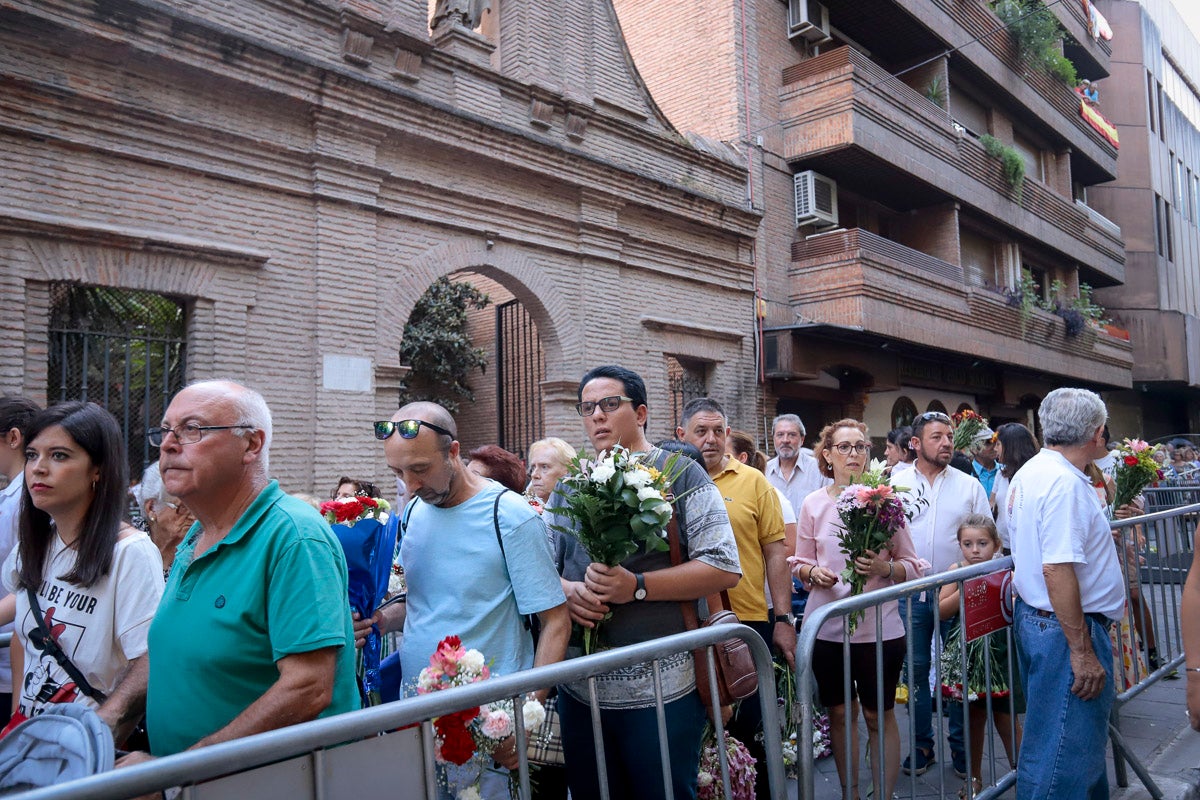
792, 418, 924, 800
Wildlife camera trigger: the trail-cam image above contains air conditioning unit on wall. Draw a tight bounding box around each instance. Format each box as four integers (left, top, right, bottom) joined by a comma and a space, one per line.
794, 170, 838, 228
788, 0, 833, 44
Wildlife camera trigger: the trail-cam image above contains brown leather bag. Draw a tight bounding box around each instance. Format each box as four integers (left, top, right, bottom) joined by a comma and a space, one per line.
666, 517, 759, 708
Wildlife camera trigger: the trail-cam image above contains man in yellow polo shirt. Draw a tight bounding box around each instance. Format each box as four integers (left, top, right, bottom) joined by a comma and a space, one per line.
677, 397, 791, 800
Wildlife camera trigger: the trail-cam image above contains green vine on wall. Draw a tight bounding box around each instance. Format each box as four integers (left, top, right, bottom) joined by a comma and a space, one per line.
979, 134, 1026, 201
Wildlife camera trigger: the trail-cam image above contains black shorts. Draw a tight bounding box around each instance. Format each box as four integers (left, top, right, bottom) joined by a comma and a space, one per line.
811, 637, 906, 711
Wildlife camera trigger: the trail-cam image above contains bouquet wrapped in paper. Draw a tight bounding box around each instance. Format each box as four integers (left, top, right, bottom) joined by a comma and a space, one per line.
548, 444, 689, 652
324, 495, 395, 706
939, 624, 1011, 702
1112, 438, 1164, 509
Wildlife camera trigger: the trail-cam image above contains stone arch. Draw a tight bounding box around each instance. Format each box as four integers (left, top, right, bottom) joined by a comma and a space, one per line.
377, 237, 573, 383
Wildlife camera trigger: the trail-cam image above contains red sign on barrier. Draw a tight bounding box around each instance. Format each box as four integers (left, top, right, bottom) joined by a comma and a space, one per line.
963, 570, 1015, 642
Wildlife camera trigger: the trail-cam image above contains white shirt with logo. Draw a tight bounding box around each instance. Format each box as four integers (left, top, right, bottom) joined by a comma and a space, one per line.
2, 531, 164, 717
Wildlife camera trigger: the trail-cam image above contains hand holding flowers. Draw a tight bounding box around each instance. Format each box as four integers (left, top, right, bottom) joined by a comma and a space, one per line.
549, 444, 692, 652
790, 459, 921, 634
416, 636, 548, 797
1112, 438, 1164, 510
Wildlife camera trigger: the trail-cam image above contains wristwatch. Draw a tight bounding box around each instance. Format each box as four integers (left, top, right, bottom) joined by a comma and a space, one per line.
773, 612, 795, 625
633, 573, 648, 601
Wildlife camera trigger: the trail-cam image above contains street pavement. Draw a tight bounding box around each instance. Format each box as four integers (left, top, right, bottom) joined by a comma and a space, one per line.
794, 666, 1198, 799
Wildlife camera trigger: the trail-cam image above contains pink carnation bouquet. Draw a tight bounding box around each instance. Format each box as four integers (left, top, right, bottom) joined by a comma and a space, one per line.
697, 727, 757, 800
1112, 438, 1164, 510
416, 636, 547, 799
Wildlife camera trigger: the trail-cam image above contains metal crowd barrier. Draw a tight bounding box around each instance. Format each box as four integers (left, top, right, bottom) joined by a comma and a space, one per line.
17, 625, 784, 800
794, 501, 1199, 800
795, 557, 1019, 800
1109, 501, 1200, 799
1143, 482, 1200, 513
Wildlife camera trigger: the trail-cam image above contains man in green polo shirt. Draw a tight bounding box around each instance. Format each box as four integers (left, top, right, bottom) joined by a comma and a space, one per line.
122, 380, 358, 762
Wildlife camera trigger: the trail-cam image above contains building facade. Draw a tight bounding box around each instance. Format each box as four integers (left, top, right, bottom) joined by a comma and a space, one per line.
0, 0, 763, 491
1090, 0, 1200, 437
614, 0, 1137, 441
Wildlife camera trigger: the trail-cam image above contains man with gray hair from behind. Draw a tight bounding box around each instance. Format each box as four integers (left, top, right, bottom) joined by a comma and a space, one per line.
119, 380, 359, 767
1007, 387, 1125, 799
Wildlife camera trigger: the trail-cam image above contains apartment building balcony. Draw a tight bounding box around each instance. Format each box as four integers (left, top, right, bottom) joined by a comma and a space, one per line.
1048, 0, 1112, 78
780, 46, 1124, 284
825, 0, 1115, 178
781, 228, 1133, 388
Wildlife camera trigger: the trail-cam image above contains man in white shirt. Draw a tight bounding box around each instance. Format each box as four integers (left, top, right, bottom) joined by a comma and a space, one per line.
1008, 388, 1124, 799
764, 414, 831, 516
0, 396, 40, 715
898, 411, 991, 778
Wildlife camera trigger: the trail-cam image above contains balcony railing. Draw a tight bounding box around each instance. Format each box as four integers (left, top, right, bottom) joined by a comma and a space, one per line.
791, 228, 963, 284
781, 46, 1124, 282
786, 227, 1133, 385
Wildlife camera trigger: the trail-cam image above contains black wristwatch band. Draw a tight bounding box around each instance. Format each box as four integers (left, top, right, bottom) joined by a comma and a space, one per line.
773, 612, 794, 624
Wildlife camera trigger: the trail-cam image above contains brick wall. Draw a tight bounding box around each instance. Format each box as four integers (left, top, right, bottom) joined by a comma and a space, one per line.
0, 0, 760, 493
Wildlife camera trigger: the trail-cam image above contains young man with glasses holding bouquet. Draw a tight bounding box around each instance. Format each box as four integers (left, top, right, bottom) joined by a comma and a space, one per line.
546, 365, 741, 800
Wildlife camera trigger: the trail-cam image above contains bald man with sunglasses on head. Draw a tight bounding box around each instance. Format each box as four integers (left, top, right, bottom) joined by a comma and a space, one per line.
359, 403, 567, 788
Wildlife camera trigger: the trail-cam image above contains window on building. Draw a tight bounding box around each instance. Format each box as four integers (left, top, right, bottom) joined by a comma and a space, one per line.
950, 86, 990, 137
1192, 173, 1199, 226
1180, 162, 1189, 221
1155, 193, 1165, 256
960, 227, 999, 287
1148, 70, 1157, 134
48, 284, 188, 476
1172, 155, 1183, 209
1158, 81, 1166, 142
1028, 266, 1048, 301
1012, 129, 1045, 183
1165, 200, 1174, 262
666, 355, 708, 431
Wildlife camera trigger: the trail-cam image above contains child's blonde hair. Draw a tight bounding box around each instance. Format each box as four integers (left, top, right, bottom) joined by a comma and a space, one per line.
957, 513, 1000, 547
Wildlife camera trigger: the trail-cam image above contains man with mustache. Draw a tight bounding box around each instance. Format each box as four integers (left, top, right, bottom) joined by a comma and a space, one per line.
899, 411, 991, 779
764, 414, 830, 517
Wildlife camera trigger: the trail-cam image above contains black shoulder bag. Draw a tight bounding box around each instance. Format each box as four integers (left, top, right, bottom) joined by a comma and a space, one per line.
26, 587, 150, 752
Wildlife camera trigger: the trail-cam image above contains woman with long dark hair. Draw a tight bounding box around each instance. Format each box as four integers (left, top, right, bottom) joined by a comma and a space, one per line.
2, 402, 163, 739
993, 422, 1039, 553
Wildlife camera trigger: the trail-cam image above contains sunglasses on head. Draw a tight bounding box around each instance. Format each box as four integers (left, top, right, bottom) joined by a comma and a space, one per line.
373, 419, 454, 441
916, 411, 952, 423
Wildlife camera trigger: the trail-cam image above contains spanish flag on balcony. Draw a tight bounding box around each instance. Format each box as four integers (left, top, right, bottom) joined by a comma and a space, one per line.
1081, 100, 1119, 148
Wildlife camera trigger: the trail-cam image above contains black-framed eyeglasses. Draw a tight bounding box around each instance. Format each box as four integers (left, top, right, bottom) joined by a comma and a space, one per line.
148, 424, 252, 447
575, 395, 633, 417
916, 411, 952, 424
831, 442, 871, 455
373, 419, 454, 441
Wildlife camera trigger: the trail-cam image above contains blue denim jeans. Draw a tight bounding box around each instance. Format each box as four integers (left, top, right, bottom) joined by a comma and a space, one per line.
1013, 599, 1114, 799
898, 595, 964, 763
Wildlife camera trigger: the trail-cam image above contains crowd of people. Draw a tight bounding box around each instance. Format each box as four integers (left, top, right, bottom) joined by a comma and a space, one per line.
0, 373, 1196, 800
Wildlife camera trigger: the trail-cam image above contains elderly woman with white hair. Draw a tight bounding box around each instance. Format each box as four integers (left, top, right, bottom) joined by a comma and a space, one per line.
132, 462, 193, 580
525, 437, 576, 505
